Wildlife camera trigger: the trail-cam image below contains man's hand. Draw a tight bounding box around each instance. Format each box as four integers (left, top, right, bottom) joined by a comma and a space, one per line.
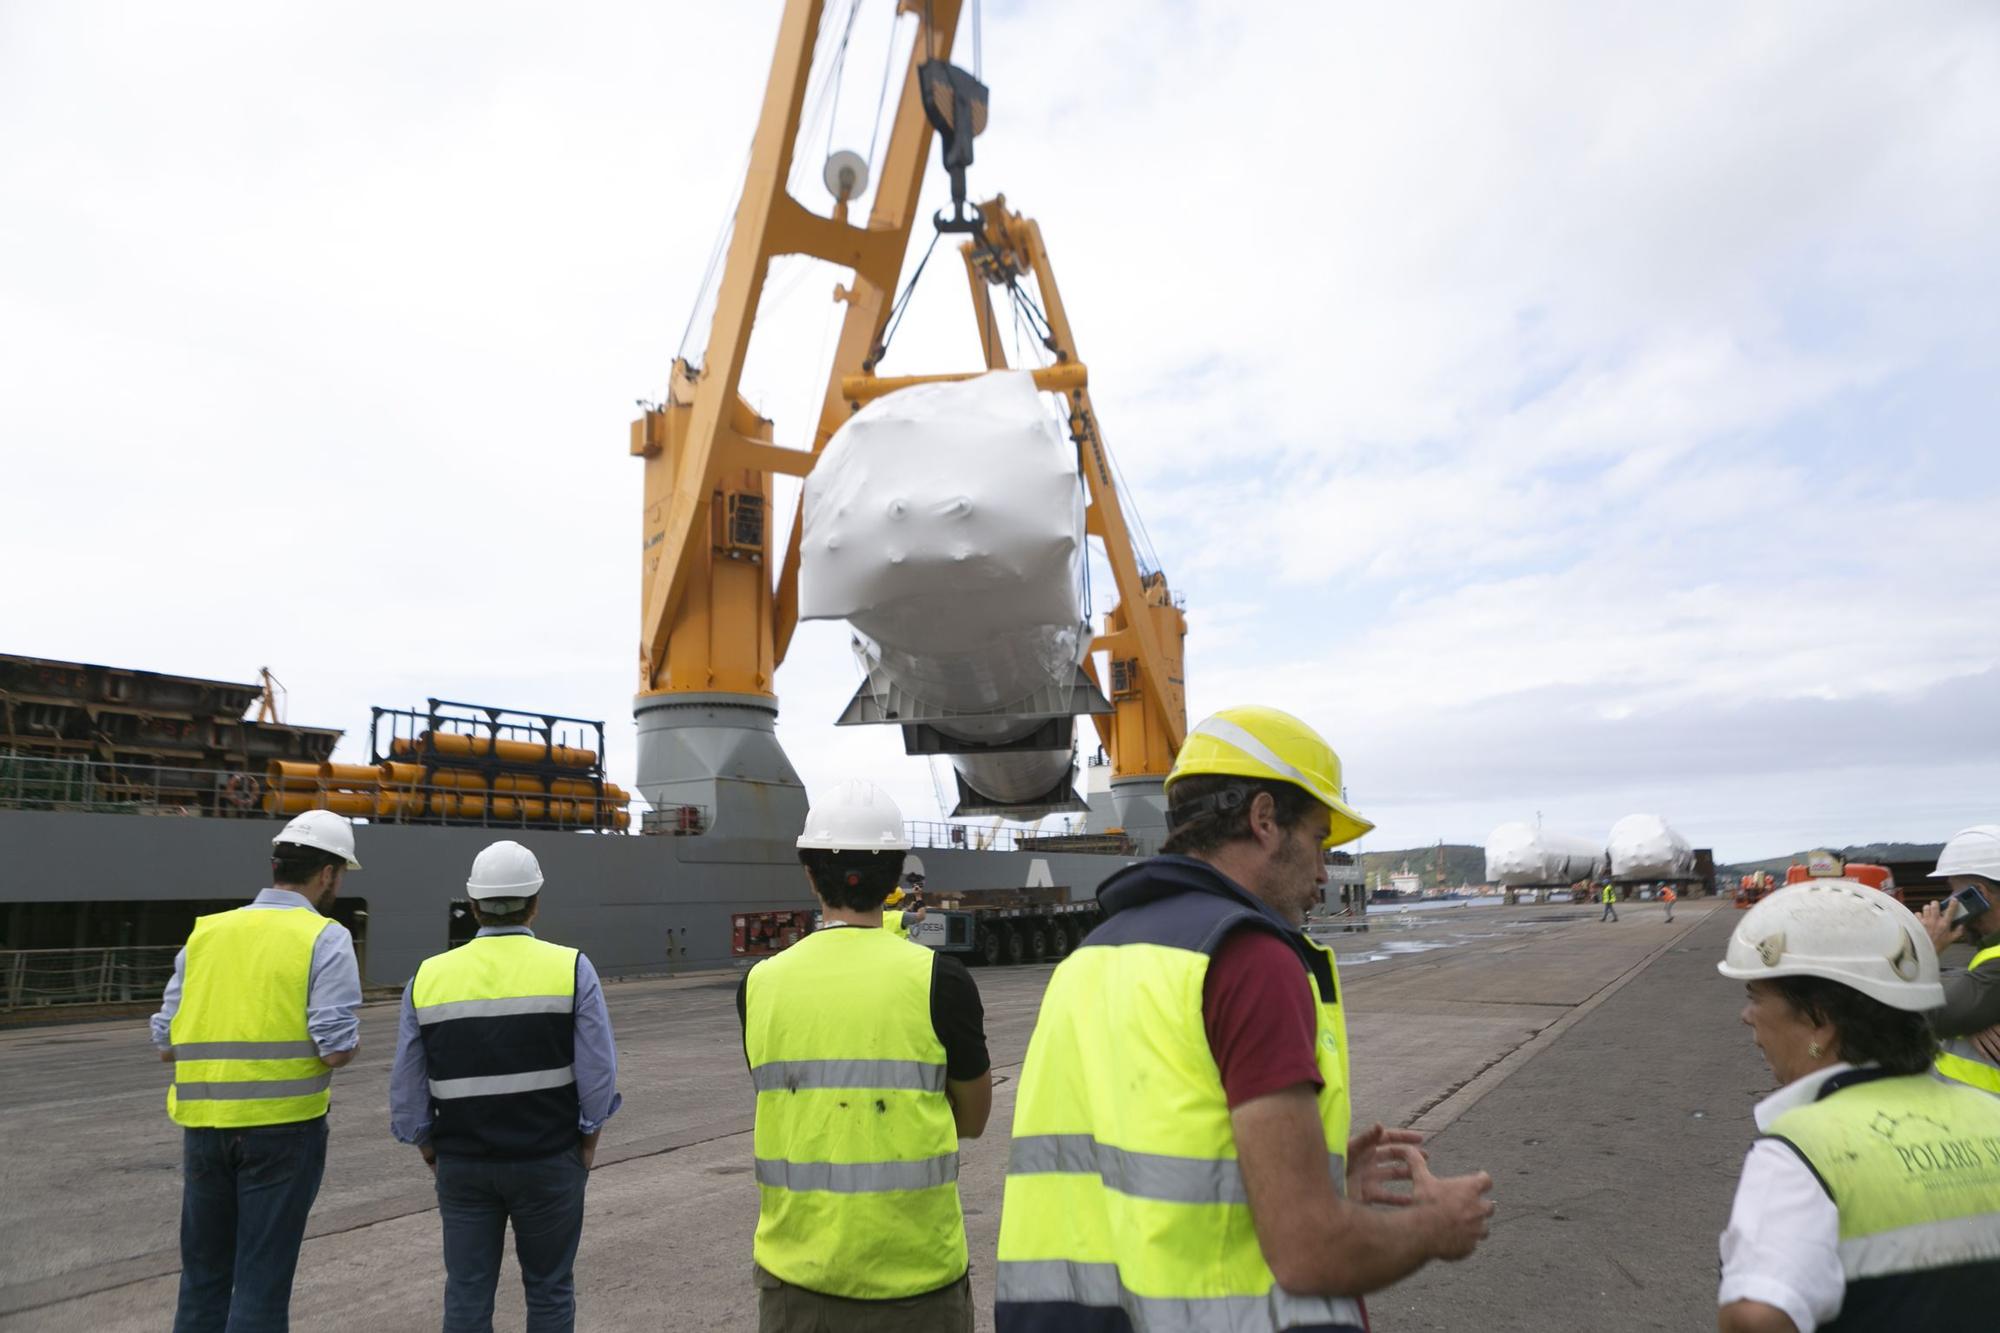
1920, 901, 1962, 957
580, 1131, 600, 1171
1408, 1151, 1494, 1260
420, 1146, 437, 1176
158, 1048, 176, 1064
1346, 1122, 1426, 1206
1969, 1024, 2000, 1065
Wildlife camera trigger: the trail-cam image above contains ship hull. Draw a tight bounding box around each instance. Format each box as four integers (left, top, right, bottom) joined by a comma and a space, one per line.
0, 810, 1138, 986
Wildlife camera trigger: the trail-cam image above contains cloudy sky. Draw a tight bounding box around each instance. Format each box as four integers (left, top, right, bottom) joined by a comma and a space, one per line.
5, 1, 1997, 863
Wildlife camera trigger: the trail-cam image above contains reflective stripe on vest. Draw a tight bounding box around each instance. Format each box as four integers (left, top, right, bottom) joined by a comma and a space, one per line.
1934, 944, 2000, 1094
168, 906, 332, 1128
412, 934, 579, 1159
744, 926, 965, 1301
997, 877, 1361, 1332
1764, 1071, 2000, 1330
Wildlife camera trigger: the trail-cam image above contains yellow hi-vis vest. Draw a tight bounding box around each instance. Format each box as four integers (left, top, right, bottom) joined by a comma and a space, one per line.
1603, 885, 1616, 904
996, 865, 1363, 1332
168, 906, 333, 1128
1934, 943, 2000, 1093
1763, 1069, 2000, 1329
744, 924, 965, 1299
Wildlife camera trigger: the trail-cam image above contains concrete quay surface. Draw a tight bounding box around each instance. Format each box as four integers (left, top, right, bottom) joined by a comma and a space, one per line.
0, 898, 1757, 1331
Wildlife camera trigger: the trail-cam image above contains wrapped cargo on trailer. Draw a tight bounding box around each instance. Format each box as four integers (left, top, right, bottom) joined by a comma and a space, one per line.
1485, 822, 1606, 886
1608, 814, 1694, 879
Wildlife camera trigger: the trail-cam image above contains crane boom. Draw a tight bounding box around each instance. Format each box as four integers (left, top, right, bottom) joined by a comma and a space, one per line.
628, 0, 1184, 844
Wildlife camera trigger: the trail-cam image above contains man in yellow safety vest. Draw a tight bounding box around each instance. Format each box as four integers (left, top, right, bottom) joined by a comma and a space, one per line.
738, 779, 991, 1332
151, 809, 363, 1332
995, 706, 1495, 1332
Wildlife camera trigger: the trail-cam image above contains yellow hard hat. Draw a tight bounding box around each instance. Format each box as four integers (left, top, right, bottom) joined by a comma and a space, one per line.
1165, 706, 1374, 849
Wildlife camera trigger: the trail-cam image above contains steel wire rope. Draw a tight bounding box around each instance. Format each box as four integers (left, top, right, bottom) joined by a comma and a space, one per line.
1004, 279, 1166, 577
864, 4, 906, 167
822, 0, 867, 165
868, 225, 943, 369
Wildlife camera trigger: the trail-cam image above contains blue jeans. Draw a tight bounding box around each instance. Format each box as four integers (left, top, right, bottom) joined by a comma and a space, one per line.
1601, 900, 1618, 921
173, 1117, 329, 1333
435, 1146, 589, 1332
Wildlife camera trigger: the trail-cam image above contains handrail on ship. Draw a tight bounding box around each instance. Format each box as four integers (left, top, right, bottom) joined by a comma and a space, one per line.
0, 754, 1153, 855
0, 752, 656, 836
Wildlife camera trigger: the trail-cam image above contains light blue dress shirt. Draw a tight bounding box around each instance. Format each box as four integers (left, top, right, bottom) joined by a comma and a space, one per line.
150, 887, 362, 1055
389, 926, 622, 1147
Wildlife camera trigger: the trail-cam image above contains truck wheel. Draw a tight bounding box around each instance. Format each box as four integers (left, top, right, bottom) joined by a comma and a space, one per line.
1045, 918, 1070, 960
1063, 917, 1086, 952
975, 925, 1002, 967
1025, 921, 1049, 963
1000, 925, 1026, 966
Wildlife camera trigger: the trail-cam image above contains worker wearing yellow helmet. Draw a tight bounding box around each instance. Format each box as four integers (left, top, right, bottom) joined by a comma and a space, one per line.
996, 706, 1495, 1332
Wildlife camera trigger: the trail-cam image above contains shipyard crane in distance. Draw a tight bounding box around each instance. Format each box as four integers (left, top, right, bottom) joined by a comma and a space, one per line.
629, 0, 1186, 845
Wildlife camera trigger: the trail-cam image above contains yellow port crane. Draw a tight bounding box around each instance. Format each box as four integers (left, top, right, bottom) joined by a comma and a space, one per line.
628, 0, 1185, 839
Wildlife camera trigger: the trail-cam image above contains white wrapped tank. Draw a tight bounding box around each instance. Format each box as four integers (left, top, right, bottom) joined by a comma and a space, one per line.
1485, 822, 1606, 886
1608, 814, 1694, 879
799, 371, 1097, 811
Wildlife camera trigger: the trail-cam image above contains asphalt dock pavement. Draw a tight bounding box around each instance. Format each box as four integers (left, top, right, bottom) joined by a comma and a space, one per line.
1378, 904, 1764, 1331
0, 898, 1763, 1331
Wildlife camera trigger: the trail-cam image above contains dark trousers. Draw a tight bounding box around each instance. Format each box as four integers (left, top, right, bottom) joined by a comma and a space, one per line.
435, 1146, 589, 1333
754, 1265, 973, 1333
173, 1117, 329, 1333
1601, 900, 1619, 921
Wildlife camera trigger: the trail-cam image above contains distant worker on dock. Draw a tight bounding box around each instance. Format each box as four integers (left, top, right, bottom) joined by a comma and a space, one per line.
995, 707, 1495, 1332
738, 779, 991, 1332
885, 869, 928, 940
1601, 881, 1620, 923
151, 810, 364, 1333
1662, 884, 1678, 923
391, 840, 621, 1333
1716, 880, 2000, 1332
1918, 825, 2000, 1093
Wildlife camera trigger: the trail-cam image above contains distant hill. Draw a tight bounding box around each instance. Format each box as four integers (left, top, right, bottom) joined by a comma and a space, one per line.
1719, 842, 1944, 879
1357, 845, 1485, 891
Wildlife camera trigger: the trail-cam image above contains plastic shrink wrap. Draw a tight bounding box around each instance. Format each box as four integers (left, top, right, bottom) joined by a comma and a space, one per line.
1607, 814, 1694, 879
799, 371, 1094, 810
1485, 822, 1606, 886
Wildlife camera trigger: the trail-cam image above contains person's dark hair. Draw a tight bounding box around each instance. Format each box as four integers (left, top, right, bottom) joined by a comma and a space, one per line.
1771, 975, 1937, 1075
271, 842, 345, 888
1161, 774, 1320, 856
470, 898, 536, 928
798, 848, 903, 911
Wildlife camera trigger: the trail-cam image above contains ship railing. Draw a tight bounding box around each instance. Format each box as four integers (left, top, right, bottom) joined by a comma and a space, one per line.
0, 752, 642, 834
1, 945, 182, 1010
901, 821, 1153, 856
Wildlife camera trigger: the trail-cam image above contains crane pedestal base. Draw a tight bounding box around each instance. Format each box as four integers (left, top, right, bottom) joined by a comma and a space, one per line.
634, 692, 806, 842
1110, 775, 1169, 851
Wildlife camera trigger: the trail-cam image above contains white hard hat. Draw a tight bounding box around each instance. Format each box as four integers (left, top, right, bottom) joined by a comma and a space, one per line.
1930, 824, 2000, 882
1716, 879, 1944, 1012
273, 809, 360, 870
467, 840, 544, 899
796, 779, 911, 852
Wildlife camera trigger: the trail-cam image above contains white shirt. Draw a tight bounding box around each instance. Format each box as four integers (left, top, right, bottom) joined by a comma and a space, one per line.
1716, 1064, 1854, 1332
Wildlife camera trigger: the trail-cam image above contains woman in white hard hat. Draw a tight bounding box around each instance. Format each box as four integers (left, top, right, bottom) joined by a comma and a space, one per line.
1715, 880, 2000, 1332
1916, 824, 2000, 1092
